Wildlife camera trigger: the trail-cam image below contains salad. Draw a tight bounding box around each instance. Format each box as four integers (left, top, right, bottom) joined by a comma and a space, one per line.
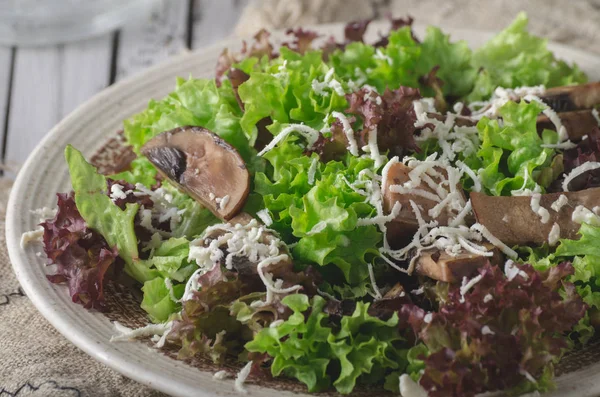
27, 13, 600, 397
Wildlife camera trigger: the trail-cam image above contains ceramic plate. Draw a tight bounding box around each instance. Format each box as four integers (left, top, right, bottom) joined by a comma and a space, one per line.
7, 21, 600, 397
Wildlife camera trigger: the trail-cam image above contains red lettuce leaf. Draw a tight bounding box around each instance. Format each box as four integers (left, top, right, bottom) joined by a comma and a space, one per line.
400, 262, 586, 397
283, 28, 320, 54
41, 192, 119, 310
346, 86, 422, 157
561, 127, 600, 191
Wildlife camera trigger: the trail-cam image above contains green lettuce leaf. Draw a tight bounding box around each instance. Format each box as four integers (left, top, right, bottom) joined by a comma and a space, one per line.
245, 294, 407, 394
471, 100, 558, 195
123, 76, 259, 171
65, 145, 139, 266
468, 12, 587, 101
141, 276, 184, 323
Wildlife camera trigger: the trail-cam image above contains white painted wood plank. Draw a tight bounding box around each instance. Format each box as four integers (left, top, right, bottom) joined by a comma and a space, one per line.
5, 47, 61, 166
0, 47, 12, 159
6, 36, 112, 166
60, 36, 112, 117
115, 0, 191, 81
191, 0, 250, 49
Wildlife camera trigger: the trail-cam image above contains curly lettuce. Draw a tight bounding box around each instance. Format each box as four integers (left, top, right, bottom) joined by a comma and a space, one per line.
245, 294, 408, 394
468, 12, 587, 101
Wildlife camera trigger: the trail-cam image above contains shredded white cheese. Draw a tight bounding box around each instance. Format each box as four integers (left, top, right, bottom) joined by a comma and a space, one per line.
459, 274, 484, 302
109, 183, 129, 201
551, 194, 568, 212
257, 124, 320, 156
562, 162, 600, 191
367, 263, 383, 300
331, 111, 359, 156
481, 325, 495, 335
505, 260, 529, 281
572, 205, 600, 226
306, 221, 327, 236
234, 361, 253, 394
593, 108, 600, 126
213, 370, 232, 380
110, 321, 171, 343
20, 228, 44, 249
548, 223, 561, 246
256, 209, 273, 227
530, 193, 550, 224
483, 293, 493, 303
399, 374, 428, 397
472, 223, 518, 259
308, 157, 319, 185
423, 313, 433, 324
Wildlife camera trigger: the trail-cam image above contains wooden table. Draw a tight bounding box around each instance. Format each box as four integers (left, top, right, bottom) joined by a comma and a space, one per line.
0, 0, 248, 170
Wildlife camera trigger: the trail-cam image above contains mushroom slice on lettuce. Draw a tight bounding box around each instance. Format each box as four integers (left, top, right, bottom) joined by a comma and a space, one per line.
537, 109, 599, 141
383, 162, 470, 247
142, 126, 250, 220
540, 81, 600, 112
415, 244, 503, 283
471, 187, 600, 246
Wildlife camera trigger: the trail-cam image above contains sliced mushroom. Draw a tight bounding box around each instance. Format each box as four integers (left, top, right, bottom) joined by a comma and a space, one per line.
537, 109, 599, 141
540, 82, 600, 112
142, 126, 250, 220
383, 162, 470, 248
471, 187, 600, 246
415, 244, 503, 283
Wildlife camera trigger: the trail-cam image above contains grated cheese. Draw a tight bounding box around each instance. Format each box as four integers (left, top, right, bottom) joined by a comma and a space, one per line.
31, 206, 57, 223
483, 293, 493, 303
109, 183, 129, 201
505, 260, 529, 281
593, 108, 600, 126
399, 374, 428, 397
460, 274, 484, 302
423, 313, 433, 324
562, 162, 600, 191
551, 194, 568, 212
234, 361, 253, 394
164, 278, 179, 302
308, 156, 319, 185
256, 209, 273, 227
481, 325, 495, 335
548, 223, 561, 246
306, 221, 327, 236
213, 370, 232, 380
20, 228, 44, 249
572, 205, 600, 226
366, 126, 385, 168
471, 223, 518, 259
524, 94, 568, 142
367, 263, 383, 300
541, 140, 578, 150
530, 193, 550, 224
110, 321, 171, 343
257, 124, 320, 156
270, 319, 284, 328
331, 111, 359, 156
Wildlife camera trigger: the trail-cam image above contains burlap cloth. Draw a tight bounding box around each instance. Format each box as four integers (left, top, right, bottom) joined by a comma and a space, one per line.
2, 1, 600, 396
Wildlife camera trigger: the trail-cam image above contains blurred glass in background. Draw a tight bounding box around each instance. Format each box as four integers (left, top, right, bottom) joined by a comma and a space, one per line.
0, 0, 162, 46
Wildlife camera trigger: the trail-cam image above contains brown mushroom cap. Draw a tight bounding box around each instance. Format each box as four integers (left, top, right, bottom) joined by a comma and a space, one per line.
471, 187, 600, 246
141, 126, 250, 220
540, 82, 600, 112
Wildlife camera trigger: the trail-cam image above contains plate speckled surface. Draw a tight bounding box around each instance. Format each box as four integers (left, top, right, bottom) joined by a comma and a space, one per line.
6, 21, 600, 397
